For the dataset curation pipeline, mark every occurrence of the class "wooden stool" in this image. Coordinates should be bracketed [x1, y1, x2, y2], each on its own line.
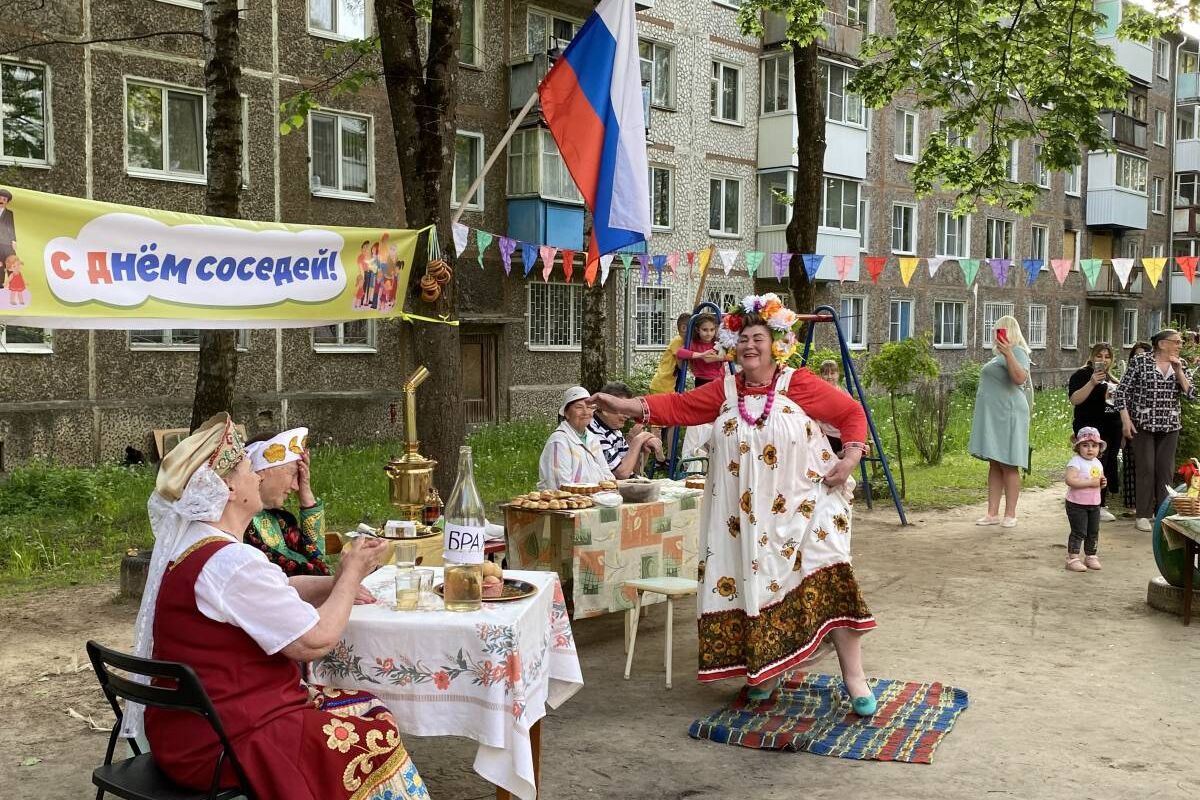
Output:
[622, 577, 699, 689]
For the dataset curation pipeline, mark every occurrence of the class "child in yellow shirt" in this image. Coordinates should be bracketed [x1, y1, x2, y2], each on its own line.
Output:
[649, 313, 692, 394]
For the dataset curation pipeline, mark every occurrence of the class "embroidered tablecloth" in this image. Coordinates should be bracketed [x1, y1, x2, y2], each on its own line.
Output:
[504, 494, 701, 619]
[310, 567, 582, 800]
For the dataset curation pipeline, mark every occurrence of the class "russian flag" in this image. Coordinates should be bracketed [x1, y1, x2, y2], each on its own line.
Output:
[538, 0, 650, 273]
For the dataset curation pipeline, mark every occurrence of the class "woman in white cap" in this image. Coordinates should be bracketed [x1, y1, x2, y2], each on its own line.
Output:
[538, 386, 615, 490]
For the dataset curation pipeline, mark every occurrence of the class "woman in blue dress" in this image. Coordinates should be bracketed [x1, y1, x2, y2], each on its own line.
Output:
[969, 314, 1032, 528]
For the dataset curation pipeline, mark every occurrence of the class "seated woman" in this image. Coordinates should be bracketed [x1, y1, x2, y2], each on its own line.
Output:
[587, 381, 664, 479]
[125, 413, 429, 800]
[538, 386, 614, 490]
[244, 428, 330, 577]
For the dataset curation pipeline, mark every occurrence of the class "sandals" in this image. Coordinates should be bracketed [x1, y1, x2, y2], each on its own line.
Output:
[975, 515, 1001, 526]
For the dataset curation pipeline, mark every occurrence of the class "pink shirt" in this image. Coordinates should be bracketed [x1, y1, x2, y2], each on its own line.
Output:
[1065, 455, 1103, 505]
[676, 340, 726, 381]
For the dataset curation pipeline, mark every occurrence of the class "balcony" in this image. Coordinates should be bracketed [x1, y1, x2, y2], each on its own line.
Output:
[1180, 72, 1200, 102]
[1176, 206, 1200, 236]
[1177, 140, 1200, 173]
[1100, 111, 1147, 150]
[509, 54, 550, 113]
[754, 228, 860, 282]
[1096, 34, 1153, 83]
[1172, 272, 1200, 304]
[1086, 263, 1144, 297]
[757, 110, 867, 180]
[820, 10, 864, 57]
[507, 198, 584, 250]
[1086, 152, 1148, 230]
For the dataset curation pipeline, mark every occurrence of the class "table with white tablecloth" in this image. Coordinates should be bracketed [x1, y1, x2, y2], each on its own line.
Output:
[310, 567, 583, 800]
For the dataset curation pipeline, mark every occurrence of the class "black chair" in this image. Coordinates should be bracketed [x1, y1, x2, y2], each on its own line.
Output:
[86, 640, 254, 800]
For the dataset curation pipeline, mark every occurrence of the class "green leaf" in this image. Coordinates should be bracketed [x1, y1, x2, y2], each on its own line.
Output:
[19, 756, 41, 767]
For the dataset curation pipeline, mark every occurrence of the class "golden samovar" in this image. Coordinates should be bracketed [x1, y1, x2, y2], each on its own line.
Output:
[385, 366, 437, 521]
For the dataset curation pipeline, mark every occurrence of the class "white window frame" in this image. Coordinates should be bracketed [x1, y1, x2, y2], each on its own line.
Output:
[1064, 163, 1081, 196]
[1155, 39, 1170, 79]
[311, 321, 377, 353]
[451, 130, 484, 211]
[709, 176, 741, 237]
[859, 197, 870, 252]
[1089, 306, 1113, 346]
[847, 0, 874, 31]
[894, 109, 917, 162]
[761, 52, 790, 115]
[1150, 243, 1164, 257]
[933, 300, 966, 349]
[1154, 109, 1166, 146]
[506, 129, 583, 204]
[939, 120, 974, 150]
[1060, 305, 1079, 350]
[985, 217, 1014, 260]
[0, 325, 52, 354]
[824, 61, 864, 127]
[1151, 176, 1164, 214]
[1007, 139, 1019, 182]
[820, 176, 860, 233]
[527, 281, 583, 351]
[758, 169, 793, 228]
[634, 286, 672, 349]
[124, 77, 207, 184]
[307, 0, 371, 41]
[1177, 105, 1199, 142]
[640, 39, 676, 110]
[0, 60, 52, 167]
[307, 108, 375, 201]
[839, 295, 868, 350]
[891, 202, 916, 254]
[129, 329, 251, 352]
[888, 298, 913, 342]
[1122, 308, 1139, 348]
[1031, 224, 1048, 263]
[710, 60, 743, 125]
[936, 210, 970, 258]
[526, 7, 582, 56]
[1033, 144, 1050, 188]
[1027, 304, 1047, 349]
[1115, 152, 1148, 194]
[649, 165, 673, 230]
[981, 302, 1015, 347]
[459, 0, 483, 67]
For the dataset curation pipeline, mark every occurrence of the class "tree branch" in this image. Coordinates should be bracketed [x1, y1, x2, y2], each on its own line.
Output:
[0, 30, 204, 58]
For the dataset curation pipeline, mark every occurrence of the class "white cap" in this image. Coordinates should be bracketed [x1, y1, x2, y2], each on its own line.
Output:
[245, 427, 308, 472]
[559, 385, 591, 417]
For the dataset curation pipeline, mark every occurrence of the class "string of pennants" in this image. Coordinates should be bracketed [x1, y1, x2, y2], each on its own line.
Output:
[451, 222, 1199, 290]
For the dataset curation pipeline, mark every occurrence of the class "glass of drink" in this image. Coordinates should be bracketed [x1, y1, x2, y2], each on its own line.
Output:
[396, 541, 418, 571]
[414, 568, 436, 610]
[394, 570, 420, 611]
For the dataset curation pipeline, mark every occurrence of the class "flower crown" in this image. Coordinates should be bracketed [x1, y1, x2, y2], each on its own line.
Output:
[716, 293, 801, 365]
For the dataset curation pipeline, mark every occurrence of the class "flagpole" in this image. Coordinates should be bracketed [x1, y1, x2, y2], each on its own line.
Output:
[452, 91, 540, 227]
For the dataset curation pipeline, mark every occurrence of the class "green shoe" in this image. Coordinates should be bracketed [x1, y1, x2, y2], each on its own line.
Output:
[747, 684, 774, 701]
[851, 692, 877, 716]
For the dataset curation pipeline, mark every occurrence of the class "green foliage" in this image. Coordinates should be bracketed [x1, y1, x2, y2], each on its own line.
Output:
[613, 362, 659, 399]
[279, 37, 383, 135]
[863, 334, 939, 394]
[954, 360, 983, 397]
[735, 0, 828, 46]
[1177, 399, 1200, 475]
[904, 379, 953, 465]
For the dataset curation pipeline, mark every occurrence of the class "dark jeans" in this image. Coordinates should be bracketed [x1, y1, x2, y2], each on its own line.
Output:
[1133, 429, 1180, 518]
[1065, 500, 1100, 556]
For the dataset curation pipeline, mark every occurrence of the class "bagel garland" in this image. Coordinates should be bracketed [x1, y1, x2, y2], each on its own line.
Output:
[418, 259, 453, 303]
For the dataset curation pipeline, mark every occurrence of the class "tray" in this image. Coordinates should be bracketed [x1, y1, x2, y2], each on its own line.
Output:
[434, 578, 538, 603]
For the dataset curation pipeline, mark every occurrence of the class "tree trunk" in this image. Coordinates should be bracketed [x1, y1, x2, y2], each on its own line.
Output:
[580, 276, 608, 393]
[889, 391, 906, 499]
[190, 0, 243, 430]
[376, 0, 465, 491]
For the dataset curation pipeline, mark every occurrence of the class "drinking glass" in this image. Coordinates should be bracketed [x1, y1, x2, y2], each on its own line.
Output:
[396, 541, 418, 571]
[394, 570, 420, 611]
[414, 568, 436, 610]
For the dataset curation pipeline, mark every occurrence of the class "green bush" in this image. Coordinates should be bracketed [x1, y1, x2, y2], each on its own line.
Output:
[613, 361, 659, 397]
[954, 360, 983, 397]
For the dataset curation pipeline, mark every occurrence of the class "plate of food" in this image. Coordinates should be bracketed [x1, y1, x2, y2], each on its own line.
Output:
[434, 562, 538, 603]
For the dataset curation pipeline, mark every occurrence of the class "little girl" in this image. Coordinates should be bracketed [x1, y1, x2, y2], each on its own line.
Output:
[676, 314, 726, 388]
[5, 255, 25, 306]
[1064, 426, 1107, 572]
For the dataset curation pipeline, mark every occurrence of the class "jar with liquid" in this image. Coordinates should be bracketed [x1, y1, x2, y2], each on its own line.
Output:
[441, 446, 485, 612]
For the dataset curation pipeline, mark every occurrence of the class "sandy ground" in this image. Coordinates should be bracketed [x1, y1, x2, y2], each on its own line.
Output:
[2, 486, 1198, 800]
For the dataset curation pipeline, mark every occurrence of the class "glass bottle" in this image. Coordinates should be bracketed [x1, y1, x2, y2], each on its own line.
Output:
[423, 488, 443, 527]
[442, 446, 485, 612]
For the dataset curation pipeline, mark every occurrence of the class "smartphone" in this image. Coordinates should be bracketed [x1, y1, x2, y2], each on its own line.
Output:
[995, 328, 1009, 345]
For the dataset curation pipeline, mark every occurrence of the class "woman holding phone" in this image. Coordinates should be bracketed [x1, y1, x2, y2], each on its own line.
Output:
[1067, 343, 1121, 522]
[969, 315, 1033, 528]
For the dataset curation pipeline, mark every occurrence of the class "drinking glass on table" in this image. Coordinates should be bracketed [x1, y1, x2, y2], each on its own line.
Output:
[395, 570, 420, 610]
[396, 541, 418, 571]
[414, 568, 436, 610]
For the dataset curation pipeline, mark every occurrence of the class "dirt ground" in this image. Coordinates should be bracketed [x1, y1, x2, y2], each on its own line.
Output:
[2, 486, 1198, 800]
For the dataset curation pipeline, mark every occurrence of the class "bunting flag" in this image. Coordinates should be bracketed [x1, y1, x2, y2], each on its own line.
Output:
[802, 254, 824, 281]
[1023, 259, 1043, 287]
[743, 251, 765, 280]
[451, 221, 470, 257]
[666, 252, 679, 276]
[959, 258, 980, 285]
[539, 245, 558, 282]
[697, 247, 713, 275]
[898, 256, 919, 287]
[1178, 255, 1198, 284]
[475, 230, 493, 270]
[927, 256, 946, 278]
[865, 256, 887, 284]
[1050, 258, 1072, 286]
[1142, 257, 1166, 288]
[718, 249, 738, 276]
[521, 242, 538, 277]
[638, 253, 650, 284]
[769, 252, 787, 281]
[1079, 258, 1102, 288]
[561, 249, 575, 283]
[1111, 257, 1135, 288]
[685, 251, 695, 276]
[652, 254, 667, 285]
[598, 253, 615, 286]
[834, 255, 855, 283]
[989, 258, 1012, 285]
[498, 236, 517, 276]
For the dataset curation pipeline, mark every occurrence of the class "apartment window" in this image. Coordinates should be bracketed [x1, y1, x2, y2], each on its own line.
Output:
[982, 302, 1015, 347]
[1178, 106, 1198, 141]
[1060, 305, 1079, 350]
[1065, 163, 1081, 196]
[309, 109, 371, 198]
[939, 120, 973, 150]
[1031, 224, 1048, 262]
[131, 329, 251, 351]
[1122, 308, 1139, 348]
[460, 0, 481, 67]
[0, 324, 51, 353]
[894, 109, 917, 161]
[1122, 238, 1141, 260]
[1033, 145, 1050, 188]
[1027, 304, 1047, 349]
[824, 63, 863, 125]
[506, 129, 582, 203]
[126, 81, 203, 180]
[1126, 92, 1147, 122]
[705, 289, 739, 313]
[1151, 176, 1164, 214]
[985, 218, 1014, 259]
[1116, 152, 1147, 193]
[936, 211, 969, 258]
[640, 40, 675, 109]
[1178, 173, 1199, 206]
[1007, 140, 1019, 181]
[888, 299, 912, 342]
[758, 170, 792, 226]
[1156, 39, 1170, 78]
[527, 9, 580, 55]
[312, 321, 375, 351]
[761, 53, 790, 114]
[1184, 50, 1200, 74]
[847, 0, 872, 30]
[933, 301, 966, 348]
[710, 61, 742, 123]
[1150, 244, 1164, 257]
[1154, 109, 1166, 146]
[649, 166, 673, 229]
[308, 0, 366, 39]
[0, 62, 49, 164]
[859, 198, 870, 251]
[891, 203, 916, 254]
[838, 295, 867, 349]
[451, 131, 483, 210]
[635, 287, 671, 348]
[709, 177, 741, 236]
[1149, 309, 1163, 334]
[1089, 306, 1113, 346]
[822, 177, 859, 232]
[528, 282, 583, 349]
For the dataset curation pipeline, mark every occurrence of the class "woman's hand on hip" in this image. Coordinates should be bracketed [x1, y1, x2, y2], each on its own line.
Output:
[822, 458, 856, 488]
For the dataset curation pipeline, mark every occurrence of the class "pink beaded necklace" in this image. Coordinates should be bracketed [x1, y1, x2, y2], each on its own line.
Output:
[738, 371, 778, 427]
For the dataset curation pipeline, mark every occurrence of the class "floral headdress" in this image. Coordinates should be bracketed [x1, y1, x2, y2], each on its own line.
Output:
[716, 292, 801, 365]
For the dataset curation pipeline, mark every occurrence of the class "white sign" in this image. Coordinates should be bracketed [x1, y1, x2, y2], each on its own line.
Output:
[443, 523, 485, 564]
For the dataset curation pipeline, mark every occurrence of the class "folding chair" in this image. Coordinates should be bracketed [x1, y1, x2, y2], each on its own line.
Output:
[86, 640, 254, 800]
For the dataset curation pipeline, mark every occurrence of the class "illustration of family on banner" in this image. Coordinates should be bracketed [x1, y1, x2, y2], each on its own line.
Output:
[450, 220, 1197, 291]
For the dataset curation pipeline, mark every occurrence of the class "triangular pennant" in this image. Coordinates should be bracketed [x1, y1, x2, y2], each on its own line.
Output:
[898, 256, 919, 287]
[989, 258, 1012, 285]
[619, 253, 634, 273]
[667, 252, 679, 275]
[718, 249, 738, 276]
[539, 245, 558, 282]
[638, 254, 650, 284]
[599, 253, 614, 286]
[927, 256, 946, 278]
[652, 254, 667, 285]
[744, 251, 765, 280]
[958, 258, 980, 285]
[451, 222, 470, 258]
[1178, 256, 1198, 284]
[802, 254, 824, 281]
[475, 230, 493, 270]
[864, 256, 887, 283]
[768, 252, 787, 281]
[1142, 257, 1166, 288]
[833, 255, 855, 283]
[685, 251, 696, 276]
[498, 236, 517, 276]
[1111, 257, 1135, 288]
[1050, 258, 1072, 286]
[1023, 259, 1043, 287]
[697, 247, 713, 275]
[561, 249, 575, 283]
[1079, 258, 1102, 288]
[521, 242, 538, 277]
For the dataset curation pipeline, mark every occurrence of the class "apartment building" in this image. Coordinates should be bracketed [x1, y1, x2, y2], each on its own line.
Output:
[1171, 34, 1200, 329]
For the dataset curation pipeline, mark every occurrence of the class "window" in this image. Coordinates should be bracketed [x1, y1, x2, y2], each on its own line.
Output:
[528, 282, 583, 350]
[126, 81, 204, 181]
[130, 329, 251, 351]
[838, 295, 867, 349]
[1031, 224, 1048, 262]
[705, 289, 739, 314]
[1154, 109, 1166, 146]
[1149, 309, 1163, 334]
[451, 131, 483, 210]
[933, 301, 966, 348]
[821, 177, 859, 232]
[1178, 106, 1198, 141]
[460, 0, 481, 66]
[859, 198, 870, 251]
[308, 0, 366, 39]
[1122, 308, 1138, 348]
[894, 109, 917, 161]
[1126, 92, 1147, 122]
[1116, 152, 1147, 193]
[0, 62, 49, 164]
[312, 321, 375, 351]
[1183, 50, 1200, 74]
[506, 129, 582, 203]
[0, 324, 51, 353]
[982, 302, 1015, 347]
[1060, 305, 1079, 350]
[936, 211, 969, 258]
[1178, 173, 1199, 206]
[1007, 140, 1019, 181]
[1027, 304, 1047, 349]
[649, 166, 673, 229]
[1065, 163, 1081, 196]
[710, 61, 742, 123]
[309, 109, 371, 198]
[824, 63, 863, 125]
[640, 40, 675, 109]
[888, 299, 912, 342]
[709, 177, 741, 236]
[1089, 306, 1113, 346]
[1122, 238, 1141, 260]
[1033, 145, 1050, 188]
[635, 287, 671, 348]
[1150, 243, 1164, 257]
[758, 171, 792, 226]
[527, 9, 580, 55]
[539, 134, 579, 203]
[761, 53, 790, 114]
[847, 0, 872, 30]
[1151, 176, 1164, 214]
[891, 203, 916, 254]
[939, 120, 973, 149]
[1156, 39, 1170, 78]
[985, 217, 1013, 259]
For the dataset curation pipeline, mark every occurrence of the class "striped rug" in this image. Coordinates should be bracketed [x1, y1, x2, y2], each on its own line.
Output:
[687, 672, 969, 763]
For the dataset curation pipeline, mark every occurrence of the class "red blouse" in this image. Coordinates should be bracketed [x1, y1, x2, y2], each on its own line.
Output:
[645, 367, 868, 445]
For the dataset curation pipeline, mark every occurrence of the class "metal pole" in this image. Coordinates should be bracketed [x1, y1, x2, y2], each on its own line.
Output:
[451, 91, 540, 226]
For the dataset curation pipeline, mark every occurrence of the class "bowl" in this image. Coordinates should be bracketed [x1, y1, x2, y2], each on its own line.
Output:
[617, 479, 660, 504]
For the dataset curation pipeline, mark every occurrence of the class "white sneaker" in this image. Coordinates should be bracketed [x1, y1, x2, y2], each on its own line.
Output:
[1135, 517, 1152, 532]
[1099, 508, 1116, 522]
